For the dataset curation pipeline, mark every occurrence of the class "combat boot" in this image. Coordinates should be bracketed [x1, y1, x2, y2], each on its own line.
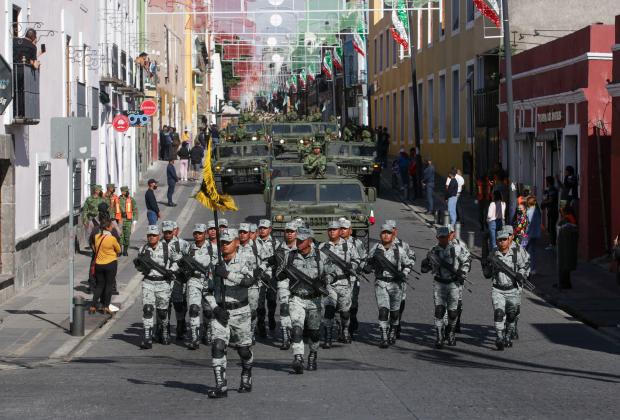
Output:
[307, 351, 317, 371]
[455, 310, 462, 334]
[187, 327, 200, 350]
[379, 327, 389, 349]
[207, 366, 228, 398]
[175, 320, 187, 341]
[342, 327, 352, 344]
[511, 319, 519, 340]
[434, 327, 444, 349]
[238, 360, 252, 393]
[322, 324, 332, 349]
[388, 326, 397, 345]
[447, 326, 457, 347]
[140, 327, 153, 350]
[160, 322, 171, 345]
[504, 328, 514, 348]
[122, 246, 128, 256]
[496, 331, 505, 351]
[292, 354, 304, 374]
[279, 327, 291, 350]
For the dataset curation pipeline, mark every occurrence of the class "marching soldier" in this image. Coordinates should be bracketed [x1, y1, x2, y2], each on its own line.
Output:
[159, 221, 184, 341]
[482, 227, 530, 350]
[82, 184, 103, 245]
[134, 225, 176, 349]
[448, 225, 471, 333]
[118, 186, 138, 256]
[206, 229, 256, 398]
[276, 228, 334, 374]
[319, 221, 360, 347]
[238, 223, 261, 343]
[218, 218, 229, 233]
[254, 219, 281, 340]
[303, 143, 327, 179]
[338, 217, 367, 337]
[104, 184, 121, 223]
[365, 224, 413, 348]
[420, 226, 471, 349]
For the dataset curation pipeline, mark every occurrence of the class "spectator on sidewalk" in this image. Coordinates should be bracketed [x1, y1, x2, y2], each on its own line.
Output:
[190, 140, 205, 182]
[455, 169, 465, 226]
[90, 219, 120, 315]
[541, 176, 559, 250]
[487, 191, 506, 250]
[445, 170, 459, 227]
[422, 159, 435, 214]
[166, 160, 179, 207]
[398, 149, 410, 194]
[177, 140, 191, 182]
[391, 159, 401, 190]
[512, 202, 529, 248]
[408, 147, 418, 200]
[145, 179, 160, 225]
[525, 196, 542, 274]
[209, 124, 220, 145]
[87, 205, 121, 294]
[557, 165, 579, 209]
[198, 127, 208, 149]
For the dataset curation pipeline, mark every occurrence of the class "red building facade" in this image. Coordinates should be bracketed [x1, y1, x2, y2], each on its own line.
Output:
[608, 16, 620, 250]
[500, 24, 615, 259]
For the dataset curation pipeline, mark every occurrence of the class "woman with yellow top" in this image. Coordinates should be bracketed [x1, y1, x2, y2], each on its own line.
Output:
[90, 219, 121, 314]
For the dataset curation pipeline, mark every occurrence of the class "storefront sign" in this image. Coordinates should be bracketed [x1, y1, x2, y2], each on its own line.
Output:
[537, 110, 563, 123]
[0, 54, 13, 115]
[112, 114, 130, 132]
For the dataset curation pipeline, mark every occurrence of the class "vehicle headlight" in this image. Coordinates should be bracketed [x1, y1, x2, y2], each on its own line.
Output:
[253, 167, 259, 172]
[215, 165, 222, 172]
[299, 139, 304, 144]
[252, 136, 257, 141]
[226, 168, 233, 173]
[373, 163, 381, 169]
[337, 165, 341, 170]
[356, 214, 366, 222]
[275, 214, 285, 222]
[279, 139, 285, 144]
[361, 166, 368, 171]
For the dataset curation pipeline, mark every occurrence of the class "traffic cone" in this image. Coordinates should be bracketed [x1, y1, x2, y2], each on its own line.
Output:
[369, 209, 376, 225]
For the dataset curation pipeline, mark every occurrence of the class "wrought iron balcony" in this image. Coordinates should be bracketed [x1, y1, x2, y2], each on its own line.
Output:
[12, 63, 40, 124]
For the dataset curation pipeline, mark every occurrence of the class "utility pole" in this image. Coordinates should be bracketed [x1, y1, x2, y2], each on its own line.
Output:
[408, 2, 422, 197]
[502, 0, 515, 181]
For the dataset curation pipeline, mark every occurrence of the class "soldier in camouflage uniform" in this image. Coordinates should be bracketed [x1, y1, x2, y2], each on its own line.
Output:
[249, 223, 258, 241]
[482, 227, 530, 350]
[448, 225, 471, 333]
[82, 184, 103, 246]
[298, 137, 312, 161]
[276, 228, 335, 374]
[206, 229, 256, 398]
[159, 221, 184, 340]
[238, 223, 261, 343]
[420, 226, 471, 349]
[338, 217, 367, 337]
[343, 122, 354, 142]
[135, 225, 176, 349]
[118, 186, 138, 256]
[254, 219, 282, 340]
[365, 224, 414, 348]
[104, 184, 121, 222]
[319, 221, 360, 347]
[303, 143, 327, 178]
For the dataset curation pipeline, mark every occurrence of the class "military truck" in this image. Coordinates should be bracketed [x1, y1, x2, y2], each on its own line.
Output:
[264, 175, 377, 244]
[325, 141, 381, 188]
[213, 142, 271, 192]
[270, 122, 317, 156]
[224, 123, 267, 142]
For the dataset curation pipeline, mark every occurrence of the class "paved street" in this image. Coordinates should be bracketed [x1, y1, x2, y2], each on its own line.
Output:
[0, 181, 619, 420]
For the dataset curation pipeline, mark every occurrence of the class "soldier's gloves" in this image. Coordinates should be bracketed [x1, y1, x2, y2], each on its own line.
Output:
[264, 255, 277, 267]
[456, 269, 468, 285]
[253, 267, 264, 280]
[394, 272, 406, 283]
[213, 305, 230, 325]
[420, 258, 432, 273]
[516, 273, 527, 286]
[275, 270, 288, 281]
[345, 262, 354, 272]
[214, 263, 229, 279]
[239, 275, 256, 287]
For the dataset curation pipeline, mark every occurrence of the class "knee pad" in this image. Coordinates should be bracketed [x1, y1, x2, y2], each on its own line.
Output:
[211, 339, 227, 359]
[279, 303, 289, 317]
[251, 310, 257, 321]
[324, 305, 337, 319]
[203, 308, 213, 320]
[308, 329, 320, 343]
[156, 308, 168, 321]
[505, 308, 517, 323]
[172, 302, 186, 313]
[237, 346, 253, 361]
[189, 304, 201, 318]
[340, 311, 350, 321]
[389, 310, 400, 323]
[434, 305, 446, 319]
[447, 310, 458, 321]
[142, 304, 154, 318]
[291, 326, 303, 343]
[494, 309, 505, 322]
[378, 307, 389, 321]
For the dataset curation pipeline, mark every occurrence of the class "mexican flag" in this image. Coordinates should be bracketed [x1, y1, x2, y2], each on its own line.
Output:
[322, 50, 334, 80]
[299, 69, 307, 89]
[333, 46, 343, 72]
[307, 63, 316, 82]
[352, 13, 366, 57]
[473, 0, 501, 28]
[390, 0, 410, 50]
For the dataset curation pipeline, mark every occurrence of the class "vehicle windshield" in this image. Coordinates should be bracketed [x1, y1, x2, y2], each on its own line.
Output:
[242, 145, 269, 156]
[271, 165, 303, 179]
[245, 124, 262, 133]
[271, 125, 290, 134]
[291, 125, 312, 134]
[327, 143, 350, 156]
[317, 123, 338, 133]
[350, 145, 376, 157]
[273, 184, 316, 202]
[227, 125, 238, 133]
[218, 146, 242, 158]
[319, 184, 363, 202]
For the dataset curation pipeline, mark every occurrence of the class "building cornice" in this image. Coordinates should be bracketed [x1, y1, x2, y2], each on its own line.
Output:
[607, 82, 620, 97]
[498, 89, 587, 112]
[502, 52, 613, 83]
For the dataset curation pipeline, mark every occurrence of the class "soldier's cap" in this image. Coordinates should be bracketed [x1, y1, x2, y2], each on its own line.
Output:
[293, 218, 306, 228]
[385, 220, 397, 229]
[97, 202, 109, 212]
[311, 142, 322, 149]
[380, 224, 394, 233]
[496, 228, 511, 241]
[436, 226, 450, 237]
[249, 223, 258, 233]
[503, 225, 514, 235]
[339, 218, 352, 229]
[258, 219, 271, 228]
[92, 184, 102, 191]
[239, 222, 251, 232]
[328, 221, 341, 230]
[161, 221, 175, 232]
[95, 184, 103, 190]
[218, 218, 229, 227]
[284, 221, 298, 231]
[220, 228, 238, 242]
[147, 178, 158, 185]
[193, 223, 207, 233]
[207, 220, 216, 229]
[106, 183, 115, 189]
[120, 186, 129, 192]
[296, 227, 314, 241]
[146, 225, 160, 235]
[171, 221, 178, 229]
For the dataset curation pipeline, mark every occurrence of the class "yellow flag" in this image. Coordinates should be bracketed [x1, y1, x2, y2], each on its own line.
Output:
[194, 141, 238, 211]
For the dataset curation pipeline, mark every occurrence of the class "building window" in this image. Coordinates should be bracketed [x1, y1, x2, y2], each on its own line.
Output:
[386, 93, 390, 128]
[392, 38, 398, 65]
[393, 93, 397, 143]
[467, 0, 475, 23]
[386, 30, 390, 70]
[401, 90, 405, 143]
[379, 33, 384, 71]
[466, 63, 475, 140]
[439, 0, 445, 38]
[90, 87, 99, 129]
[417, 81, 424, 130]
[476, 56, 485, 89]
[452, 68, 460, 140]
[77, 82, 87, 117]
[374, 38, 378, 74]
[439, 73, 446, 141]
[88, 158, 97, 190]
[73, 160, 82, 215]
[38, 162, 51, 228]
[379, 96, 383, 128]
[417, 10, 423, 50]
[409, 86, 414, 142]
[452, 0, 460, 32]
[427, 78, 434, 141]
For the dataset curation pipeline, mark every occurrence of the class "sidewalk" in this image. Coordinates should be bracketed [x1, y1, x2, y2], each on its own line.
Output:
[380, 169, 620, 341]
[0, 161, 199, 369]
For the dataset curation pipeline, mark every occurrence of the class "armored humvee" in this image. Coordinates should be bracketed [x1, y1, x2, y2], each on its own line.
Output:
[213, 142, 271, 192]
[325, 141, 381, 188]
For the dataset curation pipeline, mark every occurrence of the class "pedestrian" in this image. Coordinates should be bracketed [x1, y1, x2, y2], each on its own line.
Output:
[557, 165, 579, 210]
[455, 169, 465, 226]
[119, 186, 137, 256]
[408, 147, 418, 200]
[512, 203, 529, 248]
[421, 226, 471, 348]
[525, 196, 542, 274]
[422, 159, 436, 214]
[166, 159, 179, 207]
[338, 218, 367, 338]
[487, 191, 506, 250]
[446, 170, 459, 227]
[482, 227, 530, 350]
[210, 124, 220, 145]
[89, 219, 120, 315]
[145, 179, 160, 225]
[207, 229, 257, 397]
[177, 139, 191, 182]
[541, 176, 559, 250]
[171, 127, 181, 156]
[364, 224, 413, 348]
[198, 127, 208, 149]
[182, 128, 191, 143]
[391, 158, 400, 190]
[189, 140, 204, 182]
[159, 126, 169, 160]
[397, 149, 410, 194]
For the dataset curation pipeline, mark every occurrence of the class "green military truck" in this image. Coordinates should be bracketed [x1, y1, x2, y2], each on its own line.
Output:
[224, 123, 268, 142]
[264, 175, 377, 244]
[213, 141, 271, 192]
[325, 141, 381, 189]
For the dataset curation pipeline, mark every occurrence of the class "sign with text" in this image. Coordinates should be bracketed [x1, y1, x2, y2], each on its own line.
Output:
[0, 54, 13, 115]
[537, 110, 563, 124]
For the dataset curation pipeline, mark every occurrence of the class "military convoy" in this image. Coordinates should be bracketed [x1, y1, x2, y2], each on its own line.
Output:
[325, 141, 381, 188]
[213, 141, 271, 192]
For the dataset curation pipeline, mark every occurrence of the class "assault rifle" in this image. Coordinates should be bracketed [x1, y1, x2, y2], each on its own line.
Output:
[177, 255, 210, 282]
[486, 256, 536, 292]
[274, 252, 328, 296]
[133, 254, 174, 281]
[319, 247, 371, 283]
[426, 253, 474, 290]
[371, 250, 412, 287]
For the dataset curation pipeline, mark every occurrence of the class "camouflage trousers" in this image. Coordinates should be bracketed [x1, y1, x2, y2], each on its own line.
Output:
[375, 280, 403, 330]
[248, 285, 259, 335]
[322, 282, 352, 331]
[187, 277, 211, 341]
[212, 305, 253, 369]
[433, 281, 460, 330]
[491, 287, 521, 335]
[142, 279, 172, 330]
[120, 220, 133, 247]
[277, 285, 291, 330]
[289, 295, 322, 356]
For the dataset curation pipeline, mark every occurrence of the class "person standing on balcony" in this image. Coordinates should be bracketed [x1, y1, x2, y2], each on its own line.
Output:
[13, 28, 40, 69]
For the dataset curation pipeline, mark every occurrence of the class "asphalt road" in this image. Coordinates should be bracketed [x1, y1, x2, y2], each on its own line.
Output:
[1, 182, 619, 419]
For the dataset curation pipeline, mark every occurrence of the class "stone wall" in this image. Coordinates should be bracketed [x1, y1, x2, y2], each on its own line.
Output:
[0, 134, 15, 304]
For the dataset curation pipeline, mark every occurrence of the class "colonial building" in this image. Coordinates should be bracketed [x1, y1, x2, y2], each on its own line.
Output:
[606, 15, 620, 251]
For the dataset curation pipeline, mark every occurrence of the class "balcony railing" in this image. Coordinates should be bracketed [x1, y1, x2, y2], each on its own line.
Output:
[13, 63, 40, 124]
[473, 88, 499, 128]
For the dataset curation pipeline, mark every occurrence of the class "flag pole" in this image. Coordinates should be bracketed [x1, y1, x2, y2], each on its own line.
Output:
[408, 1, 422, 197]
[502, 0, 515, 182]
